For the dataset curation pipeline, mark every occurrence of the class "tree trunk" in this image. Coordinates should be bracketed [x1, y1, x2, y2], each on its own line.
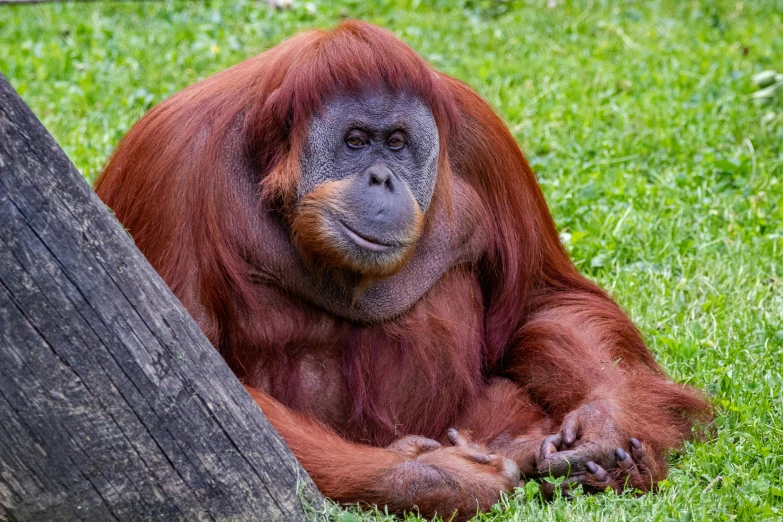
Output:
[0, 74, 322, 521]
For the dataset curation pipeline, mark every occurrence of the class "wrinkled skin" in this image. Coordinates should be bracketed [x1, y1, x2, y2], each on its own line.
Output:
[95, 21, 710, 519]
[533, 401, 656, 496]
[384, 431, 520, 518]
[376, 409, 655, 515]
[264, 90, 669, 512]
[294, 91, 439, 279]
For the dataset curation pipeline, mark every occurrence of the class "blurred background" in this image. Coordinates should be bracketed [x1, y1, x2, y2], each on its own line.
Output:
[1, 1, 782, 520]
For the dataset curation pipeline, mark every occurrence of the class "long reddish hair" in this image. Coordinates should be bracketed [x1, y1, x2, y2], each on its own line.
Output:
[96, 20, 710, 471]
[97, 21, 613, 366]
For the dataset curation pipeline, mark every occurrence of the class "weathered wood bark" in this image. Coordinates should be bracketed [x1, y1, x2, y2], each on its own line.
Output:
[0, 74, 322, 521]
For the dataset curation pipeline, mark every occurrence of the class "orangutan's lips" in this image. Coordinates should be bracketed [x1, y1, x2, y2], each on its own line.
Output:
[338, 220, 398, 253]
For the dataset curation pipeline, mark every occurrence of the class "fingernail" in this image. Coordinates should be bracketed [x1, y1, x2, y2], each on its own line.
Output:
[447, 428, 458, 444]
[616, 448, 628, 461]
[630, 438, 641, 449]
[424, 439, 441, 450]
[474, 453, 492, 464]
[586, 461, 598, 473]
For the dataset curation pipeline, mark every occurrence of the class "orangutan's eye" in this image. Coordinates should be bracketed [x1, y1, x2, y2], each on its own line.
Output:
[387, 133, 407, 151]
[346, 131, 368, 149]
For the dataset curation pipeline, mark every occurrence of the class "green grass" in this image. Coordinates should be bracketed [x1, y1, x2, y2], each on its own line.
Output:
[2, 0, 782, 520]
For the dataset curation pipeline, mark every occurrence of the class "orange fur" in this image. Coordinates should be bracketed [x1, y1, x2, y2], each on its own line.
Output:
[95, 20, 712, 518]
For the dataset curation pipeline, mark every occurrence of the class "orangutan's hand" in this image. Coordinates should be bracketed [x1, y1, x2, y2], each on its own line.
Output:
[535, 400, 658, 495]
[383, 429, 520, 520]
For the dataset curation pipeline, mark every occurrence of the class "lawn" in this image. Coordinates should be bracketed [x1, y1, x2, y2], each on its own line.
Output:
[2, 0, 782, 520]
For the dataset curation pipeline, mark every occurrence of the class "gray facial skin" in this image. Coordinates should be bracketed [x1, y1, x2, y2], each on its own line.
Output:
[238, 91, 486, 322]
[299, 91, 440, 212]
[297, 91, 439, 273]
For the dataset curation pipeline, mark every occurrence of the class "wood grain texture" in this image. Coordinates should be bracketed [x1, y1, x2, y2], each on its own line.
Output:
[0, 73, 322, 521]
